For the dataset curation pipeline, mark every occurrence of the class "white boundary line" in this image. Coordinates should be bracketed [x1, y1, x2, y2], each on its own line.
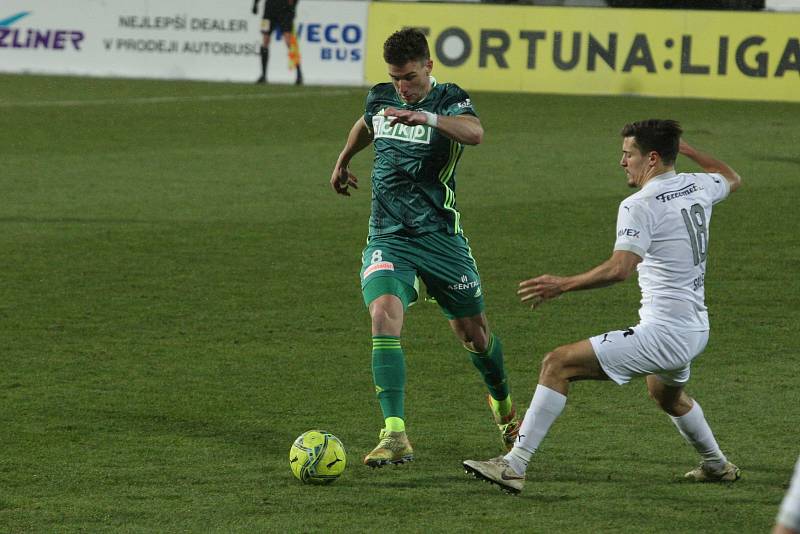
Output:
[0, 88, 360, 108]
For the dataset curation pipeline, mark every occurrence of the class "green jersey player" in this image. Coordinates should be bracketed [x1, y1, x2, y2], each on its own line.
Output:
[330, 28, 520, 468]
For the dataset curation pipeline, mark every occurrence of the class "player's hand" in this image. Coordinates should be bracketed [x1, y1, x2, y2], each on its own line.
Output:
[385, 107, 426, 126]
[330, 163, 358, 196]
[518, 275, 565, 309]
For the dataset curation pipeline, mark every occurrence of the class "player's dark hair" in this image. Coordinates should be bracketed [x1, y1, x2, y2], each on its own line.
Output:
[383, 28, 430, 66]
[620, 119, 682, 165]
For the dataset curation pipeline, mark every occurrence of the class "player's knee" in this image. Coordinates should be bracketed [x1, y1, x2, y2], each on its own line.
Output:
[369, 300, 403, 335]
[465, 329, 490, 353]
[539, 350, 566, 381]
[648, 387, 684, 416]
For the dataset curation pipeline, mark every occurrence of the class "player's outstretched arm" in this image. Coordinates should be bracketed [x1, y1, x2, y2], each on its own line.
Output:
[679, 140, 742, 193]
[385, 107, 483, 145]
[518, 250, 642, 309]
[330, 116, 372, 196]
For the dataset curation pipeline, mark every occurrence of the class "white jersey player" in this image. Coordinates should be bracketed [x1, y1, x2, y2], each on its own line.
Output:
[775, 456, 800, 534]
[463, 119, 742, 494]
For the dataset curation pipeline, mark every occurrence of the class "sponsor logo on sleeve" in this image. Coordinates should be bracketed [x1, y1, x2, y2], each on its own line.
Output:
[618, 228, 641, 238]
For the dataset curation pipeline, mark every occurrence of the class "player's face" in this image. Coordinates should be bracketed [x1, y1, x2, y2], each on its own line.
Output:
[620, 137, 654, 188]
[388, 59, 433, 104]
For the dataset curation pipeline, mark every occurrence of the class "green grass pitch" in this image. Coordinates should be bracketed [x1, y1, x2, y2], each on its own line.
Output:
[1, 73, 798, 532]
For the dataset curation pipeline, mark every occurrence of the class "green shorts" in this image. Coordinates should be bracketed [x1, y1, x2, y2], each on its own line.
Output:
[360, 232, 485, 320]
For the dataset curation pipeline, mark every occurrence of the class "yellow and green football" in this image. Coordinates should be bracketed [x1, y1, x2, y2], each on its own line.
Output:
[289, 430, 346, 484]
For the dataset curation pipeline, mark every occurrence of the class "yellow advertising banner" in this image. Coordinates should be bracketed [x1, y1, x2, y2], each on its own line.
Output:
[366, 3, 800, 102]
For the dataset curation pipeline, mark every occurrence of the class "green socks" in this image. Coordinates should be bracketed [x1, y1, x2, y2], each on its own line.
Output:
[372, 336, 406, 428]
[372, 334, 509, 430]
[468, 334, 511, 412]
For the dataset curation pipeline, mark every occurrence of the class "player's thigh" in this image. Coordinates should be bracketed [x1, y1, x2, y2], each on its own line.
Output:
[360, 237, 419, 311]
[417, 232, 484, 320]
[543, 339, 607, 380]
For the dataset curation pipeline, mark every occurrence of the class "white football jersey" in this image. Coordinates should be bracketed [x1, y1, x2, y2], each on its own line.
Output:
[614, 170, 730, 330]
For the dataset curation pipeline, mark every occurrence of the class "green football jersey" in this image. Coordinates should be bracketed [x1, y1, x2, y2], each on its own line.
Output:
[363, 78, 478, 237]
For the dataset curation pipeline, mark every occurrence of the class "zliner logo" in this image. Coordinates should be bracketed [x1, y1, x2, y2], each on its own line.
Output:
[655, 183, 703, 203]
[372, 114, 432, 145]
[456, 98, 473, 109]
[0, 12, 84, 51]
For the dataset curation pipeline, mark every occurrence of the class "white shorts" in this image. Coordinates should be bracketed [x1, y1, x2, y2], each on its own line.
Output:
[589, 323, 709, 386]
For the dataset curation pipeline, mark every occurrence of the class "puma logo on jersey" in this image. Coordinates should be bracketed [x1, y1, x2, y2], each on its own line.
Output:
[372, 114, 432, 145]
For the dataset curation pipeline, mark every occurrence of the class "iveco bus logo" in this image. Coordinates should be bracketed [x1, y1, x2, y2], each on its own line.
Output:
[0, 12, 85, 51]
[291, 22, 363, 62]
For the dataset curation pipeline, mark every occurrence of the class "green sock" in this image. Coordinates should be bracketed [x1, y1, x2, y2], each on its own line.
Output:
[489, 395, 513, 419]
[385, 416, 405, 432]
[372, 336, 405, 426]
[468, 334, 511, 413]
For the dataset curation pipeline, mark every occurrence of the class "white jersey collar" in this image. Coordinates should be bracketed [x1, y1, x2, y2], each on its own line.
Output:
[643, 170, 677, 190]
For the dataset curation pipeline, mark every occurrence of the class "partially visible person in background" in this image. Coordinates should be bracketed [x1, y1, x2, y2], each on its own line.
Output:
[775, 456, 800, 534]
[252, 0, 303, 85]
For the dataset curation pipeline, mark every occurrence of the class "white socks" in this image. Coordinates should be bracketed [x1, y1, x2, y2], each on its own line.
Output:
[670, 400, 727, 471]
[502, 387, 727, 476]
[504, 384, 567, 475]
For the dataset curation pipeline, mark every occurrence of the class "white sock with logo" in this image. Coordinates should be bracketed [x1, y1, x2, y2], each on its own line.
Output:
[670, 400, 727, 471]
[504, 384, 567, 476]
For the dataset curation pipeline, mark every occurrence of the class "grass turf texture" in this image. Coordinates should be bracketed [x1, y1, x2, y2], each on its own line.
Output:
[1, 74, 798, 532]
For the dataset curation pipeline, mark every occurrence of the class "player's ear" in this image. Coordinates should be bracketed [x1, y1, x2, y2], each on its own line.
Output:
[424, 59, 433, 74]
[648, 151, 659, 167]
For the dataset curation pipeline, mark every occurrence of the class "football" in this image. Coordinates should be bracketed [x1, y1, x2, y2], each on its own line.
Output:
[289, 430, 347, 484]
